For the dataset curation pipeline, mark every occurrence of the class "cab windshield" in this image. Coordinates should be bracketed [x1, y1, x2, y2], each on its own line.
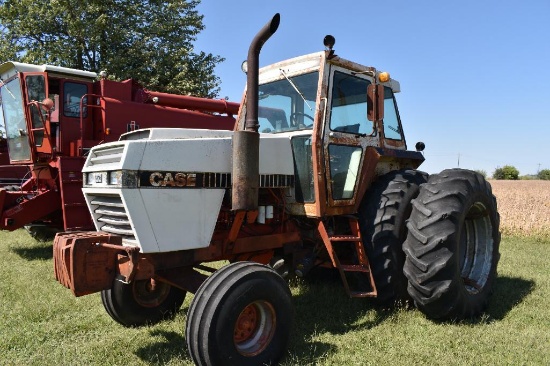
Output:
[0, 77, 31, 161]
[258, 71, 318, 133]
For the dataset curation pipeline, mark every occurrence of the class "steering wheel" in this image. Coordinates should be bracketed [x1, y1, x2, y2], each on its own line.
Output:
[289, 112, 314, 127]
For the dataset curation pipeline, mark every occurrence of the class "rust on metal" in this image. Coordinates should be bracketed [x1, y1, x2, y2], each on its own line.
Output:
[155, 266, 208, 294]
[53, 231, 125, 296]
[232, 232, 301, 254]
[118, 254, 154, 282]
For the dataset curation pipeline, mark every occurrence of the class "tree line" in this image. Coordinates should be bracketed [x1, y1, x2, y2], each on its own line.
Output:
[491, 165, 550, 180]
[0, 0, 223, 98]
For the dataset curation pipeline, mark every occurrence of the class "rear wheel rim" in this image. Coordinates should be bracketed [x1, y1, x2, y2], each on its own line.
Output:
[234, 301, 276, 356]
[459, 201, 494, 294]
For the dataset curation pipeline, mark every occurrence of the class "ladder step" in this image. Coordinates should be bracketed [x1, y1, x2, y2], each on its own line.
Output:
[329, 235, 361, 242]
[340, 264, 370, 273]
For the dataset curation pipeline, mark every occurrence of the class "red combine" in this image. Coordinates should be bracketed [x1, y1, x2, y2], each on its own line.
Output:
[0, 62, 238, 239]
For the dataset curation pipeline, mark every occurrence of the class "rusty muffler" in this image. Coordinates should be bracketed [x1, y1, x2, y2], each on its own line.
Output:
[232, 13, 280, 211]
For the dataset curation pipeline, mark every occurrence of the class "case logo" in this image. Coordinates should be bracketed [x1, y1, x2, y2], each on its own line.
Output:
[148, 172, 196, 187]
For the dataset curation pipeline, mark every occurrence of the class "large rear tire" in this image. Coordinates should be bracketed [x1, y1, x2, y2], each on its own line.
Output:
[403, 169, 500, 320]
[358, 169, 428, 306]
[186, 261, 293, 366]
[101, 276, 186, 327]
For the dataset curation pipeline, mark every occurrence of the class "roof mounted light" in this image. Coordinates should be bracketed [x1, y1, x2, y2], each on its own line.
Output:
[378, 71, 390, 83]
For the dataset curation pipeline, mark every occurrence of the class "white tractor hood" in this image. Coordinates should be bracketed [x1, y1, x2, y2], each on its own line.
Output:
[81, 128, 303, 253]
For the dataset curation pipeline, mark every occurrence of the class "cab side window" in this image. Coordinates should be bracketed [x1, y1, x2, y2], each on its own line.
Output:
[64, 82, 87, 118]
[382, 87, 403, 140]
[329, 71, 371, 135]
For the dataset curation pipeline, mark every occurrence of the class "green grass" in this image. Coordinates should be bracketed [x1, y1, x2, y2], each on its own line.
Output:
[1, 230, 549, 365]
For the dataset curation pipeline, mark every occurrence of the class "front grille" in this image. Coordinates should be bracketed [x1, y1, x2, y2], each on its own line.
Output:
[88, 144, 125, 167]
[198, 173, 293, 188]
[89, 194, 136, 244]
[260, 174, 294, 188]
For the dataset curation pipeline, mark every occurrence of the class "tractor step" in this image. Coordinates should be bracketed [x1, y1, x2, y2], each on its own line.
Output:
[329, 235, 361, 242]
[317, 218, 377, 298]
[349, 290, 377, 298]
[340, 264, 370, 273]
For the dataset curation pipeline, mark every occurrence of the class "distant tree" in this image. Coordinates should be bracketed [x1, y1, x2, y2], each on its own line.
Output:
[474, 169, 487, 178]
[538, 169, 550, 180]
[0, 0, 223, 98]
[493, 165, 519, 180]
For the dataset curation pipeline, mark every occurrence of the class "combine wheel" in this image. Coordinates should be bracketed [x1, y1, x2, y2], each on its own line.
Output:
[101, 276, 186, 327]
[24, 225, 60, 242]
[186, 261, 293, 366]
[358, 169, 428, 306]
[403, 169, 500, 320]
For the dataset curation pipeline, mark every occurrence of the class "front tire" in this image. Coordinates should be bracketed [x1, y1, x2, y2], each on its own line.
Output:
[186, 261, 293, 366]
[101, 277, 186, 327]
[403, 169, 500, 320]
[358, 169, 428, 306]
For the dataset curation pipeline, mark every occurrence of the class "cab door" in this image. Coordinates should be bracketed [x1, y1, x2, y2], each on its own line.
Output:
[318, 66, 380, 216]
[23, 72, 53, 156]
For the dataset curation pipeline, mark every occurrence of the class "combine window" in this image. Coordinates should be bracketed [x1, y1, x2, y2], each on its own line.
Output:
[1, 77, 32, 161]
[25, 75, 47, 147]
[64, 82, 88, 118]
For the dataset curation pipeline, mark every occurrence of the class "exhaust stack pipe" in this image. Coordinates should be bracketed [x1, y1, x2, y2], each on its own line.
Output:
[232, 13, 280, 211]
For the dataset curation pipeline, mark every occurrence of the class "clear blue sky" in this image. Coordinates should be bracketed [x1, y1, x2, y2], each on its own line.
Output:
[194, 1, 550, 176]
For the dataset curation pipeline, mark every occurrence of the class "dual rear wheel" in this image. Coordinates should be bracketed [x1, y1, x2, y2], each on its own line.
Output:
[360, 168, 500, 319]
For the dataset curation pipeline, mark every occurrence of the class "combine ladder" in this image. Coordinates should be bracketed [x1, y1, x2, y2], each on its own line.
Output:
[317, 217, 377, 298]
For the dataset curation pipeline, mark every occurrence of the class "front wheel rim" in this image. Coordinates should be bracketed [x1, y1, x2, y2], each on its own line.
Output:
[132, 279, 170, 308]
[234, 300, 276, 356]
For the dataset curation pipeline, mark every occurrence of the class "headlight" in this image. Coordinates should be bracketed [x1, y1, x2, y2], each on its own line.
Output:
[85, 173, 95, 185]
[109, 171, 122, 185]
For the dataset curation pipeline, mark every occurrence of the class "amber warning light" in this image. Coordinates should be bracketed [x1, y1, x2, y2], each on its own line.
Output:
[378, 72, 390, 83]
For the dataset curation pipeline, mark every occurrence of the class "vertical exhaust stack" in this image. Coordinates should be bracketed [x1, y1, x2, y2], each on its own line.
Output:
[232, 13, 280, 211]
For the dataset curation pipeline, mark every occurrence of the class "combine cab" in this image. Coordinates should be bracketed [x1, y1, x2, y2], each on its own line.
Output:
[0, 62, 238, 238]
[53, 14, 500, 365]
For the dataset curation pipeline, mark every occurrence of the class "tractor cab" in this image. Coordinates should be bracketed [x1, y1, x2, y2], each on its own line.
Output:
[235, 44, 422, 217]
[0, 62, 96, 164]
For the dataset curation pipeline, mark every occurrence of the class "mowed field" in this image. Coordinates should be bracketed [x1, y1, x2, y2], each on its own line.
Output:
[490, 179, 550, 238]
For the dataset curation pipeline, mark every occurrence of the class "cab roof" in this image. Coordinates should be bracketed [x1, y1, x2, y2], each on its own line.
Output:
[0, 61, 97, 81]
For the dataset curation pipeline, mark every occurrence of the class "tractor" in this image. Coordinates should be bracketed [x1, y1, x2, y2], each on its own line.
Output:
[0, 60, 238, 240]
[53, 14, 500, 365]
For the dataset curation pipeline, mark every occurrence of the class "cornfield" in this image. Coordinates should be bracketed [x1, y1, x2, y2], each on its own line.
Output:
[489, 180, 550, 238]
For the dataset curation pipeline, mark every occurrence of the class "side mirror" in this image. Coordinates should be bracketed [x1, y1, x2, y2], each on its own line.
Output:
[40, 98, 55, 112]
[367, 84, 384, 122]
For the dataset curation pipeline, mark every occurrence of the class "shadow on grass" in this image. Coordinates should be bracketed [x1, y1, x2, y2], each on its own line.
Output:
[134, 268, 393, 365]
[426, 275, 534, 326]
[487, 275, 535, 321]
[135, 329, 190, 365]
[134, 275, 535, 364]
[10, 243, 53, 260]
[282, 268, 394, 363]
